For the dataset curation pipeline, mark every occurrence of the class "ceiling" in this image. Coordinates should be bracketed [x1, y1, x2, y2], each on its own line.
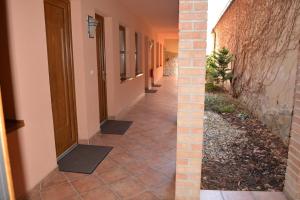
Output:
[118, 0, 179, 35]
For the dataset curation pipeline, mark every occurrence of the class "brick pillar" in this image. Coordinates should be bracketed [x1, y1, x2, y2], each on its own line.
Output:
[175, 0, 208, 199]
[285, 52, 300, 200]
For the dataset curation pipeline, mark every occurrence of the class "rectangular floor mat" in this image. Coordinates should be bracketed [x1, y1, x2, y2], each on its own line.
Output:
[101, 120, 133, 135]
[58, 145, 113, 174]
[145, 89, 158, 93]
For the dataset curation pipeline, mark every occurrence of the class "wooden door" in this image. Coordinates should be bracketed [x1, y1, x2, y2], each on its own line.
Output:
[44, 0, 78, 157]
[95, 14, 108, 123]
[0, 90, 15, 200]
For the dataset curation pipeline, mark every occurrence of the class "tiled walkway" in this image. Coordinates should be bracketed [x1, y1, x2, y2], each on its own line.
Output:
[28, 77, 177, 200]
[27, 77, 288, 200]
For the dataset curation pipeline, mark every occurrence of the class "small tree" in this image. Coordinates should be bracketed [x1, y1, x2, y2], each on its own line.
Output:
[206, 47, 233, 88]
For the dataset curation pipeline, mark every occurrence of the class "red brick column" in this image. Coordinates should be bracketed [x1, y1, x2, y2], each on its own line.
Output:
[285, 53, 300, 200]
[176, 0, 208, 199]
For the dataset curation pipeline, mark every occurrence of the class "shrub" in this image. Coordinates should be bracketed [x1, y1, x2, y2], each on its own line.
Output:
[218, 104, 235, 113]
[205, 83, 223, 93]
[205, 95, 236, 113]
[206, 47, 234, 88]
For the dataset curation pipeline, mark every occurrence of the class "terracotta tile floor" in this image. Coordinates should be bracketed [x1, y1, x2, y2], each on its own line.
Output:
[26, 77, 177, 200]
[26, 77, 288, 200]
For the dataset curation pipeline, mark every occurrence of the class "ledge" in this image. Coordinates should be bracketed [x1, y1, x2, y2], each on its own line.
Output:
[121, 75, 143, 83]
[135, 73, 143, 78]
[5, 119, 25, 133]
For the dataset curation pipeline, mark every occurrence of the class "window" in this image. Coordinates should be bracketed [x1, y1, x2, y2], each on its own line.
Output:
[135, 33, 143, 76]
[135, 33, 138, 75]
[160, 44, 163, 66]
[119, 25, 126, 81]
[156, 42, 159, 68]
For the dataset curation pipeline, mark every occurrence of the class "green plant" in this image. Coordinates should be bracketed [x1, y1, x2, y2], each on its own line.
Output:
[205, 95, 236, 113]
[218, 104, 235, 113]
[205, 83, 222, 93]
[237, 112, 249, 120]
[206, 47, 234, 87]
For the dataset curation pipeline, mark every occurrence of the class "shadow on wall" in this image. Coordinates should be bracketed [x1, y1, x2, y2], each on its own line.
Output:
[0, 0, 26, 198]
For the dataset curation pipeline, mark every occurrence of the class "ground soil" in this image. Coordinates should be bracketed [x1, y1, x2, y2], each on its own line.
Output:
[201, 94, 288, 191]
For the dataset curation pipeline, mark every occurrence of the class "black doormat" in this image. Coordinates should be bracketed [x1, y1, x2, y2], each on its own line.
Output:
[145, 89, 158, 93]
[152, 84, 162, 87]
[100, 120, 133, 135]
[58, 145, 113, 174]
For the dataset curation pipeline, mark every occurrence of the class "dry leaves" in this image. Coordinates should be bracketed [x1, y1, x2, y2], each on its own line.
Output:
[201, 109, 288, 191]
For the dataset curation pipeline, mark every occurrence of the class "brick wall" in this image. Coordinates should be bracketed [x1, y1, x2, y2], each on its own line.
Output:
[176, 0, 207, 199]
[285, 49, 300, 200]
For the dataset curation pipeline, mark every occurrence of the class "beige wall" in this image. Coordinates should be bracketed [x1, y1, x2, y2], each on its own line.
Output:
[213, 0, 300, 143]
[73, 0, 166, 139]
[4, 0, 164, 198]
[5, 0, 57, 197]
[165, 39, 178, 54]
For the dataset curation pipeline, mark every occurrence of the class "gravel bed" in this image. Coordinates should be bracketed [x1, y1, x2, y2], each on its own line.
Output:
[201, 111, 288, 191]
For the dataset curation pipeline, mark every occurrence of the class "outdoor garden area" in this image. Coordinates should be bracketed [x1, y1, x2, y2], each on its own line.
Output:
[201, 48, 288, 191]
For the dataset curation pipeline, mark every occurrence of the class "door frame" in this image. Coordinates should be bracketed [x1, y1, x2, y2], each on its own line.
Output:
[95, 14, 108, 124]
[44, 0, 78, 158]
[0, 90, 15, 200]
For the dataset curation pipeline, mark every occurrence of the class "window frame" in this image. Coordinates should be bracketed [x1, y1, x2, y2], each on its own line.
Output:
[159, 44, 162, 67]
[134, 32, 139, 75]
[156, 42, 160, 68]
[119, 25, 127, 81]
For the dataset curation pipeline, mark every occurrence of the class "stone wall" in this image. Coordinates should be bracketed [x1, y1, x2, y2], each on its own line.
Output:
[213, 0, 300, 143]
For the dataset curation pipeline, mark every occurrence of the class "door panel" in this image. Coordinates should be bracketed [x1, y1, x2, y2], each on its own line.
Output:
[44, 0, 78, 157]
[96, 14, 108, 123]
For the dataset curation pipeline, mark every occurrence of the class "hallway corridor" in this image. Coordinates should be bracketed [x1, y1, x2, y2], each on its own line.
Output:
[30, 77, 178, 200]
